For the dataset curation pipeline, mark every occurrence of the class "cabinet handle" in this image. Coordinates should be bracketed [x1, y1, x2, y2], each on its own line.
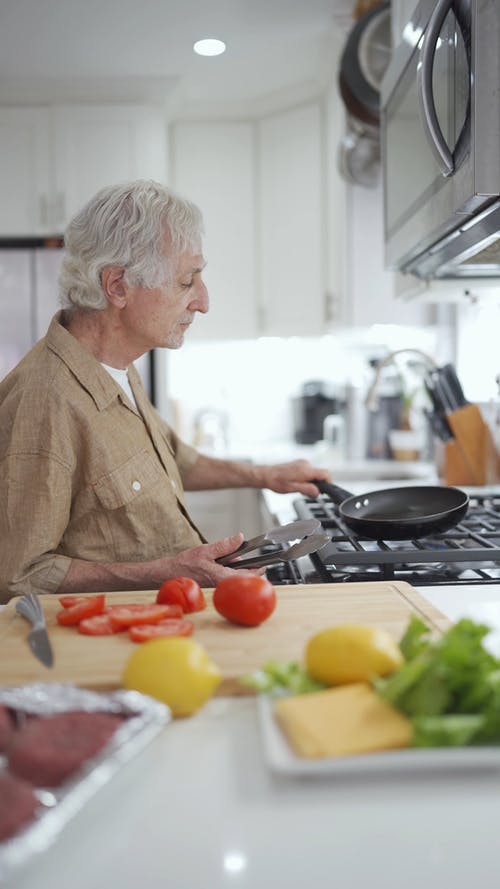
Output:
[54, 191, 66, 227]
[39, 194, 49, 228]
[325, 290, 338, 322]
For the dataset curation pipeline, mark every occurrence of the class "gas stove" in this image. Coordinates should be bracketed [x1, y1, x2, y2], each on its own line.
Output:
[265, 492, 500, 586]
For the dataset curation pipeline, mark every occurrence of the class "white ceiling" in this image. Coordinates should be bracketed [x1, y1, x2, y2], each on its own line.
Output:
[0, 0, 358, 117]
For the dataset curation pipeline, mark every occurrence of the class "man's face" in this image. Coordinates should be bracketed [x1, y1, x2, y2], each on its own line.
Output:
[123, 248, 209, 353]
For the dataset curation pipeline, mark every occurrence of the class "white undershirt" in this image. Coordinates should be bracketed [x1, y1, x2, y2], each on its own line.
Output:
[101, 363, 138, 410]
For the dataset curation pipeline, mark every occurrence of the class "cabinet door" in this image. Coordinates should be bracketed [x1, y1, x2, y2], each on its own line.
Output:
[0, 109, 51, 236]
[258, 103, 325, 336]
[183, 489, 263, 541]
[346, 180, 429, 327]
[171, 122, 257, 340]
[52, 105, 167, 226]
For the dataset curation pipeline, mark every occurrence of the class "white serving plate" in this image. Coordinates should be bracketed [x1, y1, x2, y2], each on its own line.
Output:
[257, 695, 500, 777]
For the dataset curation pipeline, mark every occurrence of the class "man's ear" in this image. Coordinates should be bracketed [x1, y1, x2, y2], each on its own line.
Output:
[101, 266, 127, 308]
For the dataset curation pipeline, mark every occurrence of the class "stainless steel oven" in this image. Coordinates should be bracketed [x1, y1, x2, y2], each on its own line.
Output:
[381, 0, 500, 280]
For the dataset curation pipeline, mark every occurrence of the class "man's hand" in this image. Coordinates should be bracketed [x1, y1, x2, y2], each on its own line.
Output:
[259, 459, 332, 498]
[161, 533, 265, 587]
[57, 533, 264, 594]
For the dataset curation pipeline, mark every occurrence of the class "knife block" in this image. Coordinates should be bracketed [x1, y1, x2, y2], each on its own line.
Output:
[442, 404, 500, 486]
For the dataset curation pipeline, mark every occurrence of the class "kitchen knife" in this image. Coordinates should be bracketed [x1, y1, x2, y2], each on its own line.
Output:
[440, 363, 469, 408]
[424, 377, 453, 440]
[423, 407, 453, 442]
[15, 593, 54, 668]
[428, 369, 457, 413]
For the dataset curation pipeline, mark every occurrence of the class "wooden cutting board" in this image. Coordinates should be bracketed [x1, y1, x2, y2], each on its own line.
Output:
[0, 582, 450, 696]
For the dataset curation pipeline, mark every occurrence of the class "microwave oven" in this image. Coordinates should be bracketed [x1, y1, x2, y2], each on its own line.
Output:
[381, 0, 500, 280]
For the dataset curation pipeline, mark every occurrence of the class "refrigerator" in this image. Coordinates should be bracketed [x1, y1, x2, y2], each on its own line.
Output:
[0, 246, 152, 395]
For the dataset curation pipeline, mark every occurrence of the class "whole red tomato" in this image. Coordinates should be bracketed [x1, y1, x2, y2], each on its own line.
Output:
[213, 576, 276, 627]
[156, 577, 206, 613]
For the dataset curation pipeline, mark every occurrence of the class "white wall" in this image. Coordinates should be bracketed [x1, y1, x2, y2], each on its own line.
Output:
[455, 294, 500, 403]
[165, 319, 440, 453]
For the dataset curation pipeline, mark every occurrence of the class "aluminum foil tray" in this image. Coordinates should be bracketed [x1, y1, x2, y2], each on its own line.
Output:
[0, 682, 170, 881]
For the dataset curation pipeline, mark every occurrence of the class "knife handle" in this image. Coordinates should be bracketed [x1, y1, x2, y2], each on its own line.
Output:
[15, 594, 46, 631]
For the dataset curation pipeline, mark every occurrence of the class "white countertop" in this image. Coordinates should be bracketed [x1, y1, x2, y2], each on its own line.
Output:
[6, 583, 500, 889]
[7, 471, 500, 888]
[224, 438, 436, 481]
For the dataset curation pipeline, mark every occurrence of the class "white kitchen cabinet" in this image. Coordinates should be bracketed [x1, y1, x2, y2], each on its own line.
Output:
[171, 121, 257, 340]
[168, 83, 423, 338]
[0, 104, 167, 235]
[345, 179, 430, 327]
[52, 105, 167, 225]
[171, 104, 329, 339]
[183, 488, 264, 542]
[258, 102, 326, 336]
[0, 108, 51, 236]
[324, 74, 348, 327]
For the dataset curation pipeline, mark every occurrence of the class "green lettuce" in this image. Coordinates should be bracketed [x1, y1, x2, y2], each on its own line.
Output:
[375, 615, 500, 747]
[240, 659, 326, 695]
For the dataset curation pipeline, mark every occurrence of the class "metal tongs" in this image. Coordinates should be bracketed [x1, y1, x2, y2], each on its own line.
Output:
[216, 518, 331, 569]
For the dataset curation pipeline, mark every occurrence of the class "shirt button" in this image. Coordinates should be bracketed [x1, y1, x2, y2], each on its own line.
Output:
[132, 480, 142, 492]
[171, 479, 176, 490]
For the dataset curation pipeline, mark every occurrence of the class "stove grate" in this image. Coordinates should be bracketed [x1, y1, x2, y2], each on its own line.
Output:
[288, 492, 500, 585]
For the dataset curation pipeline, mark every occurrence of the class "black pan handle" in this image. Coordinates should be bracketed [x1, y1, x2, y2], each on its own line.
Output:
[313, 479, 354, 504]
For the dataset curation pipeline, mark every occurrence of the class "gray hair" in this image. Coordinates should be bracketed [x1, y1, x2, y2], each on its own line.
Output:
[58, 179, 204, 311]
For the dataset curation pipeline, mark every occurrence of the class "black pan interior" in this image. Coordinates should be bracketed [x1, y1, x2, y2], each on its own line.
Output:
[341, 486, 468, 522]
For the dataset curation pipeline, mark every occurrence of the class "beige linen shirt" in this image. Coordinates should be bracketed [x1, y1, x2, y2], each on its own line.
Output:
[0, 314, 203, 602]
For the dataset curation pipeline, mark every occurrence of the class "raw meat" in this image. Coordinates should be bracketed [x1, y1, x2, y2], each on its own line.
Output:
[0, 705, 14, 753]
[0, 772, 39, 842]
[7, 711, 124, 787]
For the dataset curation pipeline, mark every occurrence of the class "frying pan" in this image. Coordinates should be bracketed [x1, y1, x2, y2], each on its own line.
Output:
[314, 480, 469, 541]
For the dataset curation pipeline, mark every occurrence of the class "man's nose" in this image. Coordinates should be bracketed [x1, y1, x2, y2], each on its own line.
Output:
[190, 280, 209, 314]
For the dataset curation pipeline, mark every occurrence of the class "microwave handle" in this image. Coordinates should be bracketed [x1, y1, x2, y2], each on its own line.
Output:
[419, 0, 455, 178]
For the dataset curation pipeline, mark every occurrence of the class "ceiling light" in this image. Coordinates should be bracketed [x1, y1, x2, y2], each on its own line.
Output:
[193, 38, 226, 57]
[223, 852, 247, 874]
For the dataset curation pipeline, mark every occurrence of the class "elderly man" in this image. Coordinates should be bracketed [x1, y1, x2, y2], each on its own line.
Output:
[0, 180, 331, 602]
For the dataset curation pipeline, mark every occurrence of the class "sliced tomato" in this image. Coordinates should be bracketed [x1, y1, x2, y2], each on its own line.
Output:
[156, 578, 206, 614]
[56, 594, 106, 627]
[128, 619, 194, 643]
[106, 603, 181, 618]
[78, 614, 124, 636]
[108, 603, 182, 630]
[58, 595, 94, 608]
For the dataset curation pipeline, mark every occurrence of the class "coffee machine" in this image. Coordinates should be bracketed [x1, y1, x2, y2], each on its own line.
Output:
[292, 380, 344, 445]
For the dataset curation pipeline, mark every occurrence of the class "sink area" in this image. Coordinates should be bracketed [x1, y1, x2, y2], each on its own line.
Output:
[227, 441, 436, 484]
[331, 459, 436, 483]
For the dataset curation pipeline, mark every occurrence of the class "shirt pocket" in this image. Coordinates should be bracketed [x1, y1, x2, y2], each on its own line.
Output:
[93, 449, 164, 510]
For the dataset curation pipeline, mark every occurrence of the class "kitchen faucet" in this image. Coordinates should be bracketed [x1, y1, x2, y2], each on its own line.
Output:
[364, 348, 438, 412]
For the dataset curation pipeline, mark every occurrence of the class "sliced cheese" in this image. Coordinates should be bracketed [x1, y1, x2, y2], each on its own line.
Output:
[274, 682, 412, 758]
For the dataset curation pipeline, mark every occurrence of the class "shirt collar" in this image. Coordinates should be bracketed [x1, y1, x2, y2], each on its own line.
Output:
[45, 312, 125, 411]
